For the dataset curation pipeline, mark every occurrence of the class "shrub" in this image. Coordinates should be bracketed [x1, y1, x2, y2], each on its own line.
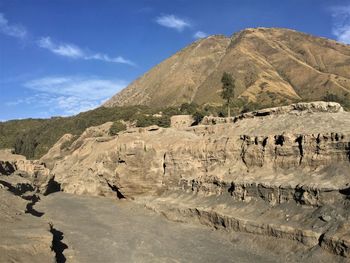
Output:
[135, 115, 156, 127]
[180, 103, 198, 115]
[60, 135, 79, 150]
[109, 121, 127, 135]
[135, 115, 170, 128]
[155, 116, 170, 127]
[192, 110, 205, 125]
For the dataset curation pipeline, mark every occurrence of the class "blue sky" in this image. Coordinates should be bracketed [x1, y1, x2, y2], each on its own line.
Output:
[0, 0, 349, 120]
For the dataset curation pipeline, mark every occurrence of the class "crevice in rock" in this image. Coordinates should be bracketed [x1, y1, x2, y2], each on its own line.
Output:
[191, 179, 200, 192]
[44, 176, 61, 196]
[316, 134, 321, 144]
[228, 182, 235, 195]
[0, 161, 16, 175]
[339, 187, 350, 197]
[275, 135, 285, 146]
[107, 181, 126, 199]
[295, 135, 304, 165]
[25, 194, 44, 217]
[293, 187, 305, 204]
[117, 158, 126, 164]
[0, 179, 44, 216]
[0, 179, 34, 195]
[254, 137, 259, 145]
[262, 137, 268, 148]
[318, 233, 325, 246]
[255, 111, 271, 117]
[163, 153, 167, 175]
[316, 134, 321, 155]
[333, 133, 341, 141]
[49, 223, 68, 263]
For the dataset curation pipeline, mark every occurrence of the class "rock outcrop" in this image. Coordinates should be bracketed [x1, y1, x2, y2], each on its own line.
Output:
[170, 115, 195, 129]
[0, 188, 55, 263]
[0, 149, 53, 194]
[0, 149, 66, 262]
[39, 102, 350, 258]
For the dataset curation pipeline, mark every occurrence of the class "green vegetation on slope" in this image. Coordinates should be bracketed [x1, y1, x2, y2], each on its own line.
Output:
[1, 95, 348, 160]
[1, 105, 152, 159]
[0, 105, 190, 159]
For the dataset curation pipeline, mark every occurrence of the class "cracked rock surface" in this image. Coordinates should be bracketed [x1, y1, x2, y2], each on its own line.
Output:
[0, 188, 54, 263]
[35, 192, 345, 263]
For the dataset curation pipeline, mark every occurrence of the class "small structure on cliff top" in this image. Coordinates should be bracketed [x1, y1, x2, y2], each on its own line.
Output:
[170, 115, 195, 129]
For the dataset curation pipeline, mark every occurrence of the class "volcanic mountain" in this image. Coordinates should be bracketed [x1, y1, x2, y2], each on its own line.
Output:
[104, 27, 350, 108]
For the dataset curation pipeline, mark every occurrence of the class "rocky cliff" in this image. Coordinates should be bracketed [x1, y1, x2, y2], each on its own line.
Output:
[1, 102, 349, 260]
[32, 102, 350, 259]
[104, 28, 350, 108]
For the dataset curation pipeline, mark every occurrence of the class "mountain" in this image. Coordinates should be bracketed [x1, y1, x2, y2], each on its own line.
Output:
[104, 27, 350, 108]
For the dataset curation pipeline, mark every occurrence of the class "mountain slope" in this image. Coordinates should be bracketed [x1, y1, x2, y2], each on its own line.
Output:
[104, 27, 350, 108]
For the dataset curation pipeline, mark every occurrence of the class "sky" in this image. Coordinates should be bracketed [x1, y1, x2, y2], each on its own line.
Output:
[0, 0, 350, 121]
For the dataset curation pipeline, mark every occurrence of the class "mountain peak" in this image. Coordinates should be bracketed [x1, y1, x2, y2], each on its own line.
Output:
[104, 27, 350, 109]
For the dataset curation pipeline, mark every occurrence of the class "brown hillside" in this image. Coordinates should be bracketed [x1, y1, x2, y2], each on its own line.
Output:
[104, 27, 350, 108]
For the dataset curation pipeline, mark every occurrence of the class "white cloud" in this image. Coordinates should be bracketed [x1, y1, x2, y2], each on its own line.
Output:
[38, 37, 83, 58]
[155, 14, 190, 32]
[0, 13, 133, 65]
[0, 13, 27, 39]
[193, 31, 208, 39]
[38, 36, 135, 65]
[331, 5, 350, 44]
[85, 53, 133, 64]
[14, 76, 128, 115]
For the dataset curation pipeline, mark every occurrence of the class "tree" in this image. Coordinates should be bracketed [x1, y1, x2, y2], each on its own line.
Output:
[220, 72, 235, 117]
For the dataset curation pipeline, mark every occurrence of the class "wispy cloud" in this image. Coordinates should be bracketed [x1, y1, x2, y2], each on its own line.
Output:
[8, 76, 128, 115]
[0, 13, 27, 39]
[37, 36, 135, 65]
[155, 14, 190, 32]
[0, 12, 133, 65]
[193, 31, 208, 39]
[38, 37, 83, 58]
[331, 4, 350, 44]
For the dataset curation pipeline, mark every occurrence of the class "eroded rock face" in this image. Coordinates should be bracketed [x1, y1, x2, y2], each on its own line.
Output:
[233, 101, 344, 121]
[44, 103, 350, 201]
[201, 101, 344, 125]
[41, 102, 350, 258]
[0, 149, 54, 194]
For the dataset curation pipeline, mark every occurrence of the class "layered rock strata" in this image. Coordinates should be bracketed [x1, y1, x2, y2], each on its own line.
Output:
[37, 102, 350, 258]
